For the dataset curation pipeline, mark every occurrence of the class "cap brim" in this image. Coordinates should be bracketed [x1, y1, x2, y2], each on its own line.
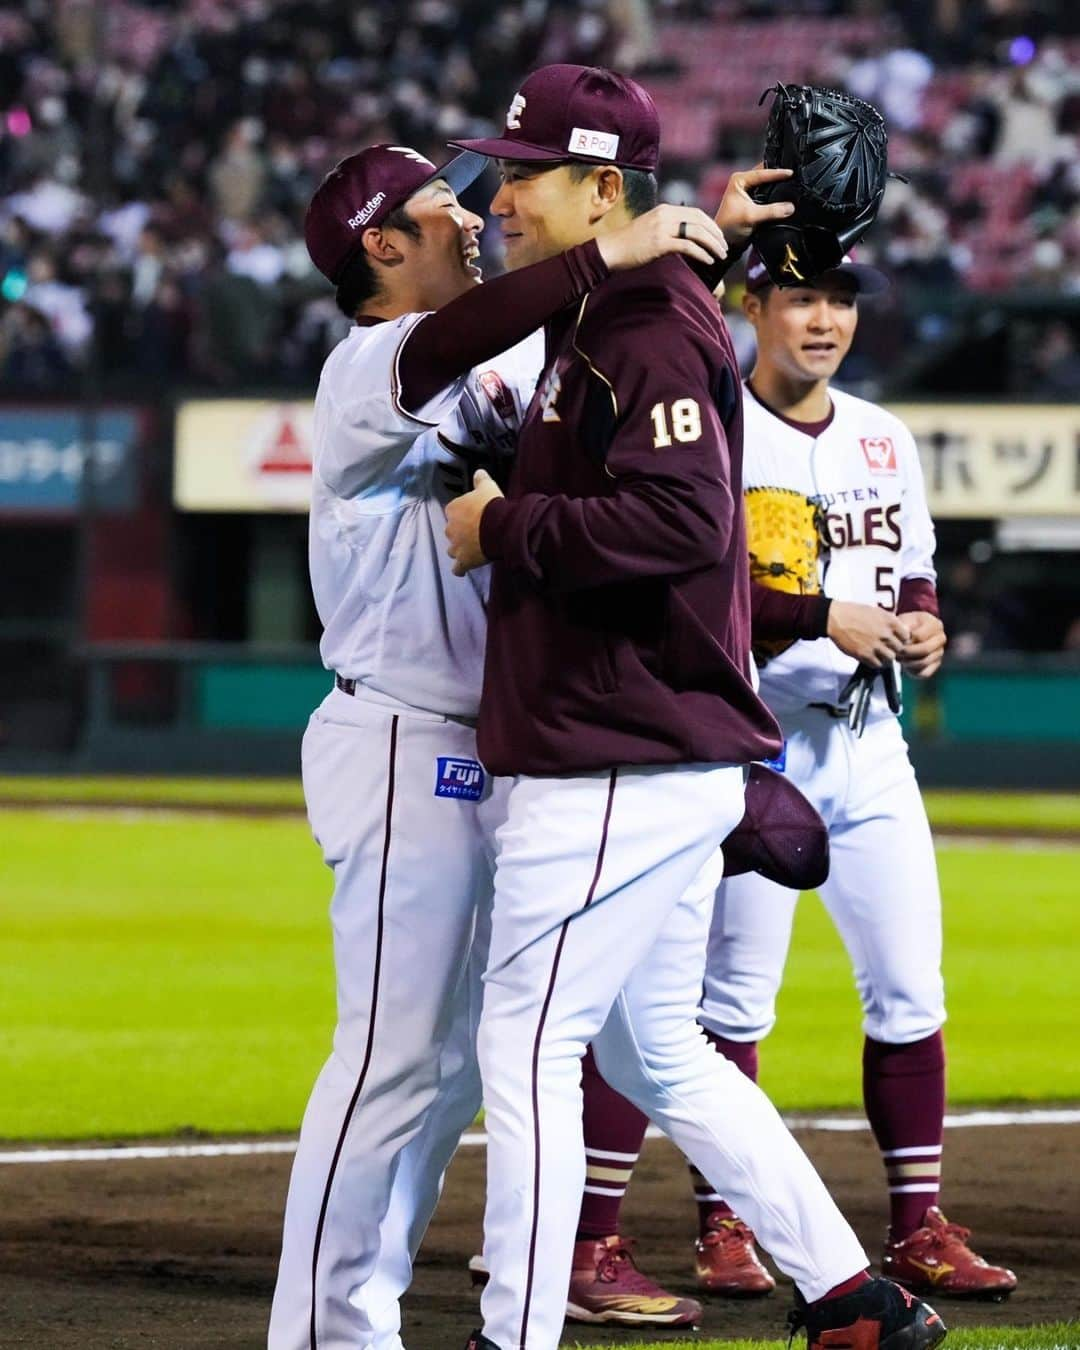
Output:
[448, 136, 569, 163]
[822, 262, 891, 295]
[418, 149, 490, 199]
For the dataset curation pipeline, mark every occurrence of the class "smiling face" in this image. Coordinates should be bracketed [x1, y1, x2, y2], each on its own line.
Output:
[489, 161, 606, 270]
[744, 282, 859, 386]
[392, 178, 484, 308]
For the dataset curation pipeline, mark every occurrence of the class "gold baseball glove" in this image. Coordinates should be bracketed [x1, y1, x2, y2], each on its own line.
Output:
[745, 485, 824, 660]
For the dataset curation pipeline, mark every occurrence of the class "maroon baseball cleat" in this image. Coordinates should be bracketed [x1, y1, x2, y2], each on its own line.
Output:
[566, 1235, 702, 1326]
[695, 1216, 776, 1296]
[789, 1276, 947, 1349]
[883, 1207, 1017, 1300]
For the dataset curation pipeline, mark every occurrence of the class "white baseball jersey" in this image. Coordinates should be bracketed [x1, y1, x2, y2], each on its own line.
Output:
[701, 384, 945, 1055]
[272, 321, 543, 1350]
[745, 384, 937, 716]
[309, 318, 543, 719]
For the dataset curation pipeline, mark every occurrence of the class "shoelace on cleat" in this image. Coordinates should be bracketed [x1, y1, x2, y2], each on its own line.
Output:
[707, 1219, 757, 1250]
[593, 1240, 667, 1293]
[902, 1217, 973, 1254]
[936, 1218, 973, 1246]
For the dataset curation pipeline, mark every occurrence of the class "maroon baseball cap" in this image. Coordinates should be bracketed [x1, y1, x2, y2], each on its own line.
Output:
[723, 762, 829, 890]
[744, 246, 889, 295]
[450, 64, 659, 172]
[304, 144, 488, 283]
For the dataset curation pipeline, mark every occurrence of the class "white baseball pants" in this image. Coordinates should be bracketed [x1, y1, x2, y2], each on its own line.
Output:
[702, 707, 946, 1047]
[269, 687, 503, 1350]
[477, 762, 868, 1350]
[360, 973, 487, 1350]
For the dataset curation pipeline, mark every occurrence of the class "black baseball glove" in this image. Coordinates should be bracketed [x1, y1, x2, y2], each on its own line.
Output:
[749, 83, 900, 288]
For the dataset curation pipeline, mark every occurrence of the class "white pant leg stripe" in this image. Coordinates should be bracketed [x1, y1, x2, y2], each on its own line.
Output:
[308, 715, 399, 1350]
[519, 769, 617, 1350]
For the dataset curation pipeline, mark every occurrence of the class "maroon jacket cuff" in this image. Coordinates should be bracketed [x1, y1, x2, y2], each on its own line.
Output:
[898, 577, 939, 617]
[564, 237, 610, 290]
[750, 582, 832, 641]
[479, 495, 513, 563]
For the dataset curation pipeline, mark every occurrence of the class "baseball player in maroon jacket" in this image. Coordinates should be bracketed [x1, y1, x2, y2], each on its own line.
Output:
[445, 64, 946, 1350]
[528, 253, 1016, 1316]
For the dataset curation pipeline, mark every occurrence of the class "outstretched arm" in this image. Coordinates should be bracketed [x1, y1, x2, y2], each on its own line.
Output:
[399, 205, 729, 411]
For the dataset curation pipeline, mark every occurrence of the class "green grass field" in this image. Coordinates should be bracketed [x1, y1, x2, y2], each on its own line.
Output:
[2, 777, 1080, 831]
[571, 1330, 1080, 1350]
[2, 785, 1076, 1349]
[1, 792, 1078, 1140]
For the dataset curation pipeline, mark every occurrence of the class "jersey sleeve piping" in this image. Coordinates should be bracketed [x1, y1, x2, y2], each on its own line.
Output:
[390, 313, 451, 427]
[571, 294, 619, 420]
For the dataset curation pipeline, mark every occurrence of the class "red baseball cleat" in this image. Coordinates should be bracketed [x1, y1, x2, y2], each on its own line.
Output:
[789, 1275, 947, 1349]
[695, 1216, 776, 1296]
[883, 1207, 1017, 1301]
[566, 1234, 702, 1327]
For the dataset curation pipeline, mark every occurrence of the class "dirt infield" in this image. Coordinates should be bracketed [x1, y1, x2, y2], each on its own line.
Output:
[2, 1121, 1078, 1349]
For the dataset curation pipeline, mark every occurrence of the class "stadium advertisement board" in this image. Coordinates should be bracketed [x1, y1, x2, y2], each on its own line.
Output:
[173, 399, 1080, 518]
[894, 404, 1080, 518]
[174, 400, 313, 513]
[0, 407, 141, 516]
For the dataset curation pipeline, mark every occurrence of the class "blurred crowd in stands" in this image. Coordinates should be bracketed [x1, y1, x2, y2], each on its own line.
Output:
[0, 0, 1078, 393]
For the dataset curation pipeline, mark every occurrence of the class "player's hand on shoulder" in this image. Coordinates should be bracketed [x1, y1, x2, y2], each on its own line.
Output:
[445, 469, 503, 576]
[713, 163, 795, 250]
[597, 203, 728, 272]
[826, 600, 912, 668]
[895, 609, 947, 679]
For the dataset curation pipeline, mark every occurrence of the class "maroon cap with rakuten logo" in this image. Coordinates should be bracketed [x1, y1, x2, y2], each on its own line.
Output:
[304, 144, 487, 283]
[450, 64, 659, 172]
[744, 246, 889, 295]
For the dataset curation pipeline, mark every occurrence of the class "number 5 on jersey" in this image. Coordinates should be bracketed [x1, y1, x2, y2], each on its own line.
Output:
[650, 398, 702, 448]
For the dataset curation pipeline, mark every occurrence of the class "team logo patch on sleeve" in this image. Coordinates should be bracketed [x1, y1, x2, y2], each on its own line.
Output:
[860, 436, 897, 474]
[478, 369, 517, 426]
[435, 756, 486, 801]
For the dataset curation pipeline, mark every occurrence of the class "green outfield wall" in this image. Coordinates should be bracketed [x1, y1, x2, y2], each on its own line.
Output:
[0, 644, 1060, 787]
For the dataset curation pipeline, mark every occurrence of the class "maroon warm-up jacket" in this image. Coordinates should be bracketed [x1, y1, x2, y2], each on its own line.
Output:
[477, 254, 782, 776]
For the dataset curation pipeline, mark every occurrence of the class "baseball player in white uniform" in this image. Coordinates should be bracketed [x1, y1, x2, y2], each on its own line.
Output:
[267, 138, 734, 1350]
[687, 248, 1017, 1301]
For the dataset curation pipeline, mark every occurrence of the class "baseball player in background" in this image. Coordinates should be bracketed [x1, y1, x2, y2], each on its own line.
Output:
[445, 64, 946, 1350]
[682, 248, 1018, 1302]
[268, 141, 731, 1350]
